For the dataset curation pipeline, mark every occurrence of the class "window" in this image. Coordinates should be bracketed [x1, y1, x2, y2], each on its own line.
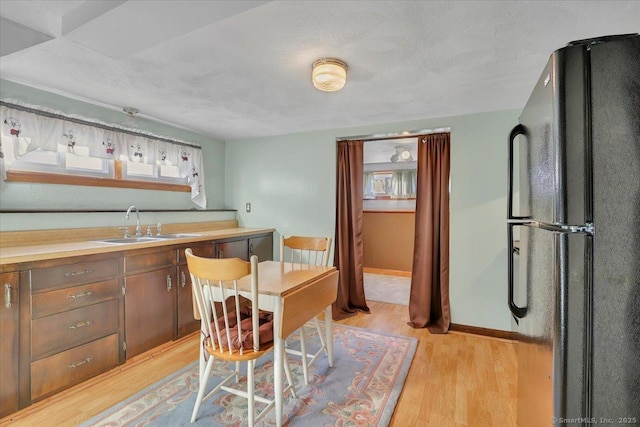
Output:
[363, 138, 417, 200]
[0, 101, 206, 207]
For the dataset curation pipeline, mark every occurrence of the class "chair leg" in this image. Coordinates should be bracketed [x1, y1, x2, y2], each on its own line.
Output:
[313, 316, 328, 355]
[191, 356, 215, 423]
[247, 359, 255, 427]
[283, 349, 297, 398]
[299, 328, 309, 385]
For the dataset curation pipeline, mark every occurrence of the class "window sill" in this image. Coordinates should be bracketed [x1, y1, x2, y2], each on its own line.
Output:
[6, 170, 191, 193]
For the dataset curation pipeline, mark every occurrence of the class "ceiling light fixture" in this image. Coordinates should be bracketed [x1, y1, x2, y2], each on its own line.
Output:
[312, 58, 348, 92]
[122, 106, 139, 128]
[390, 146, 414, 163]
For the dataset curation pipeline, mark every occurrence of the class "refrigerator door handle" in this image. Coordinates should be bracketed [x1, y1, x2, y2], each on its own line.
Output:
[508, 222, 527, 321]
[508, 124, 531, 221]
[529, 220, 595, 235]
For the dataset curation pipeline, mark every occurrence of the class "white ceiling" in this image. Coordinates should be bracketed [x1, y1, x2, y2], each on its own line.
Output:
[1, 1, 638, 141]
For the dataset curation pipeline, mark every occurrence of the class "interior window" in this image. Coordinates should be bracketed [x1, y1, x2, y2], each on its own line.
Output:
[363, 138, 417, 200]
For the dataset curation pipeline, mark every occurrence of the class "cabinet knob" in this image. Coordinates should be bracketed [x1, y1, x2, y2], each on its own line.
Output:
[4, 283, 11, 309]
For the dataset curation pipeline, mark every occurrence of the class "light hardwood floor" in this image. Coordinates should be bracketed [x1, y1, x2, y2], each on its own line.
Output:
[1, 301, 517, 427]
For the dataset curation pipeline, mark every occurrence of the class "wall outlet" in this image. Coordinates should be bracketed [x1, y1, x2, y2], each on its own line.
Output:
[245, 202, 251, 213]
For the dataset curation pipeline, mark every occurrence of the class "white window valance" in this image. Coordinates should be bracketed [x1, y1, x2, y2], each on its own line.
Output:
[0, 100, 206, 207]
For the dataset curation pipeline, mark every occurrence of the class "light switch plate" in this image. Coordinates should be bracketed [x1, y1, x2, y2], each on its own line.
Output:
[245, 202, 251, 213]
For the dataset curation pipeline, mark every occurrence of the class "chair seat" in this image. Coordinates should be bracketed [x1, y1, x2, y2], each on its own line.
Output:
[211, 307, 274, 351]
[205, 342, 274, 362]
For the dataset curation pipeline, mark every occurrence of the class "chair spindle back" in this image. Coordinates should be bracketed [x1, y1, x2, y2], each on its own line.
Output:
[280, 235, 332, 267]
[186, 249, 260, 355]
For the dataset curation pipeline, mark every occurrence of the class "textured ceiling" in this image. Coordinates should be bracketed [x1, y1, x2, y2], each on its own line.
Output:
[1, 1, 638, 141]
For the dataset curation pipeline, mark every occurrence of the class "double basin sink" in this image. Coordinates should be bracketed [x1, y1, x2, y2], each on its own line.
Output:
[95, 233, 203, 245]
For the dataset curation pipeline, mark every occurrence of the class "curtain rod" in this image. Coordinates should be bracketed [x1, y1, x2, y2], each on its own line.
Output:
[0, 100, 202, 150]
[336, 127, 451, 142]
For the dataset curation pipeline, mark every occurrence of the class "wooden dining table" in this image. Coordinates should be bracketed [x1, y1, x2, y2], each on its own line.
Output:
[196, 260, 339, 427]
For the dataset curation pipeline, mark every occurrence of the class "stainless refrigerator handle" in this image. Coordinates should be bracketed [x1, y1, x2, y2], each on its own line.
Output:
[508, 124, 530, 221]
[508, 223, 527, 321]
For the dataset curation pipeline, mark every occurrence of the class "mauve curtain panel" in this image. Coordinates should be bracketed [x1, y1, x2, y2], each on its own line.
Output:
[409, 132, 451, 333]
[333, 139, 370, 320]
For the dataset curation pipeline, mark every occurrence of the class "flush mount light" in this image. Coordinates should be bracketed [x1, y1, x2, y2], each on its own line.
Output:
[122, 107, 139, 128]
[312, 58, 348, 92]
[391, 146, 414, 163]
[122, 106, 138, 116]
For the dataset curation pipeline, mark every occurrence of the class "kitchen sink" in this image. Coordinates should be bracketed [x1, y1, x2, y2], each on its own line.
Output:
[95, 237, 164, 244]
[94, 233, 203, 244]
[151, 233, 203, 239]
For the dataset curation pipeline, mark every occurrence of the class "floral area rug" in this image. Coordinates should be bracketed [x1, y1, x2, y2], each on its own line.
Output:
[79, 324, 417, 427]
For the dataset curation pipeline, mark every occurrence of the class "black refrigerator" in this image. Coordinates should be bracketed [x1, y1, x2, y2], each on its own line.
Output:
[507, 34, 640, 426]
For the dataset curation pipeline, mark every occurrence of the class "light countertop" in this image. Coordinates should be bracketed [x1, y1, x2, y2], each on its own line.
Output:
[0, 227, 274, 266]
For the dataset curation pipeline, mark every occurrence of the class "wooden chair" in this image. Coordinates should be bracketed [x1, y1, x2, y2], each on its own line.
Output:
[185, 249, 295, 425]
[279, 235, 332, 385]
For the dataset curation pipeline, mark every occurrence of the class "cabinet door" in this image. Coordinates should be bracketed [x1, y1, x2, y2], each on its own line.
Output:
[216, 239, 248, 260]
[177, 265, 199, 337]
[0, 272, 19, 417]
[249, 234, 273, 261]
[124, 267, 176, 359]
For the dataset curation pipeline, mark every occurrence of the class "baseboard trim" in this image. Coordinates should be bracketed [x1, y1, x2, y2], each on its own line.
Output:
[449, 323, 517, 341]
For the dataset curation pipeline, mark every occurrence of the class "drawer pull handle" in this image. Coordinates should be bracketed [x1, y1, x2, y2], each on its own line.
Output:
[68, 320, 93, 330]
[4, 283, 11, 309]
[66, 269, 93, 277]
[67, 291, 93, 300]
[180, 271, 186, 288]
[68, 357, 93, 369]
[167, 275, 172, 291]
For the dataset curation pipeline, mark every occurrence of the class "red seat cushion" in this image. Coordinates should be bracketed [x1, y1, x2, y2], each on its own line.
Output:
[211, 307, 274, 350]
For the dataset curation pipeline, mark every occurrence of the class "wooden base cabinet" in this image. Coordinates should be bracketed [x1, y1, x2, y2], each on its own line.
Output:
[124, 250, 176, 359]
[26, 256, 123, 402]
[176, 243, 213, 338]
[0, 230, 273, 417]
[177, 265, 199, 337]
[215, 238, 248, 260]
[216, 233, 273, 261]
[0, 272, 19, 418]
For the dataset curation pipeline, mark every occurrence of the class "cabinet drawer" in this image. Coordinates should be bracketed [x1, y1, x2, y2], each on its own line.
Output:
[31, 299, 119, 360]
[30, 333, 119, 401]
[32, 279, 119, 319]
[30, 258, 119, 292]
[125, 250, 175, 274]
[177, 242, 214, 264]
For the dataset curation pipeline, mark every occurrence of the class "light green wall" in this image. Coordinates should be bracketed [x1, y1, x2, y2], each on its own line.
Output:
[225, 109, 521, 331]
[0, 79, 229, 230]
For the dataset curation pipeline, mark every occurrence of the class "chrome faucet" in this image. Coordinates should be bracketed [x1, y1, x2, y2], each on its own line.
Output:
[125, 205, 142, 236]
